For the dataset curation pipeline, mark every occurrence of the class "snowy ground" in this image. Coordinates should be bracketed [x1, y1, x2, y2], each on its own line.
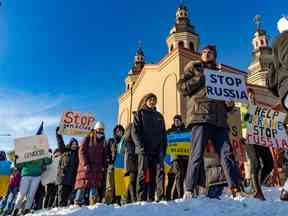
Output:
[31, 187, 288, 216]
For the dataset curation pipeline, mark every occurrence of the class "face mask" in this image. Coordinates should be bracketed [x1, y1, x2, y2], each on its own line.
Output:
[96, 133, 104, 139]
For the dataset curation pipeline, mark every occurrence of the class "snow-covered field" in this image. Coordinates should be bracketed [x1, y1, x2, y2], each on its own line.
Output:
[31, 187, 288, 216]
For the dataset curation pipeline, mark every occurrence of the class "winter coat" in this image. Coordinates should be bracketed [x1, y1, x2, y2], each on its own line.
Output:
[267, 30, 288, 101]
[132, 105, 167, 156]
[177, 60, 234, 129]
[56, 134, 79, 186]
[124, 124, 138, 172]
[9, 172, 21, 189]
[16, 157, 52, 177]
[74, 133, 106, 189]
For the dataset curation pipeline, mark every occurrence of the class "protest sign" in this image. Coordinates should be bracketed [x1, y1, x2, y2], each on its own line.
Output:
[227, 107, 245, 162]
[59, 112, 96, 137]
[41, 157, 60, 186]
[164, 131, 191, 174]
[204, 69, 248, 103]
[166, 132, 191, 159]
[15, 135, 49, 163]
[246, 105, 288, 148]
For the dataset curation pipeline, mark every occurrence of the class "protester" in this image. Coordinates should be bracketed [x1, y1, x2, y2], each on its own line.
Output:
[12, 154, 52, 215]
[241, 88, 274, 200]
[104, 125, 125, 204]
[132, 93, 167, 202]
[165, 115, 189, 200]
[0, 151, 11, 201]
[0, 168, 20, 215]
[55, 127, 79, 207]
[74, 121, 107, 206]
[124, 123, 138, 203]
[42, 149, 62, 209]
[177, 45, 241, 199]
[267, 16, 288, 111]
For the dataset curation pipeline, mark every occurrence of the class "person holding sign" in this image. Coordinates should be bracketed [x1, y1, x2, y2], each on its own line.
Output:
[55, 127, 79, 207]
[12, 151, 52, 216]
[177, 45, 241, 199]
[165, 115, 189, 200]
[74, 121, 107, 206]
[241, 88, 274, 200]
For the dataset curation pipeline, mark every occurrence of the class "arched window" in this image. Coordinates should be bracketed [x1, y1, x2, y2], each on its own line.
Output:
[170, 45, 174, 52]
[178, 41, 184, 48]
[189, 42, 194, 51]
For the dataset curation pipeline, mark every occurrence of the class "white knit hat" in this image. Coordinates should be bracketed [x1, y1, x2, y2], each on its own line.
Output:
[277, 16, 288, 33]
[94, 121, 105, 130]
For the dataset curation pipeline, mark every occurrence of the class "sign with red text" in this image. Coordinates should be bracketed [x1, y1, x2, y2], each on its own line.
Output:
[204, 69, 248, 103]
[246, 105, 288, 148]
[59, 112, 96, 137]
[15, 135, 49, 163]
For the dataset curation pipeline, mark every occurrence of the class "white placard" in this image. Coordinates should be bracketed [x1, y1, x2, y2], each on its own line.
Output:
[204, 69, 248, 103]
[15, 135, 49, 163]
[246, 105, 288, 148]
[41, 157, 60, 185]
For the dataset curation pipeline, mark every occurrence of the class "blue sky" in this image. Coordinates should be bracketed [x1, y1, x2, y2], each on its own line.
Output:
[0, 0, 286, 151]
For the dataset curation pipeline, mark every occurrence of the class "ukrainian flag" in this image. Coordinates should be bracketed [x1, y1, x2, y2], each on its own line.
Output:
[114, 153, 129, 196]
[0, 160, 11, 198]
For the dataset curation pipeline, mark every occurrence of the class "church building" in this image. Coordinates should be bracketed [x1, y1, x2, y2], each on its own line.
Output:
[117, 4, 281, 129]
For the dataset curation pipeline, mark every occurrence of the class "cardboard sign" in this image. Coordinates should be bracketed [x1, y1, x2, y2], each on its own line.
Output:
[41, 157, 60, 186]
[246, 105, 288, 148]
[204, 70, 248, 103]
[59, 112, 96, 137]
[15, 135, 49, 163]
[227, 107, 245, 162]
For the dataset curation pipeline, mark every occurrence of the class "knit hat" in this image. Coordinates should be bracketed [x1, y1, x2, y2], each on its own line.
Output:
[173, 114, 182, 121]
[277, 16, 288, 33]
[94, 121, 105, 130]
[0, 151, 7, 161]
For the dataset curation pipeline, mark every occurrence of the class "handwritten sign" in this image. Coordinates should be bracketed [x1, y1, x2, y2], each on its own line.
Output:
[247, 105, 288, 148]
[59, 112, 96, 136]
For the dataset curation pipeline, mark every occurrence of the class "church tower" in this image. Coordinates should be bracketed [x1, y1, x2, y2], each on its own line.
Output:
[166, 1, 200, 53]
[125, 43, 145, 91]
[247, 15, 273, 87]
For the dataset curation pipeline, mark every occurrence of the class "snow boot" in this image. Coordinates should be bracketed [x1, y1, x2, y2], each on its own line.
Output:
[22, 209, 30, 215]
[89, 196, 97, 205]
[11, 209, 19, 216]
[280, 189, 288, 201]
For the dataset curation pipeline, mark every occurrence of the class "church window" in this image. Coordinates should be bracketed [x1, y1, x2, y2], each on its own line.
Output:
[189, 42, 194, 51]
[178, 41, 184, 48]
[170, 45, 174, 52]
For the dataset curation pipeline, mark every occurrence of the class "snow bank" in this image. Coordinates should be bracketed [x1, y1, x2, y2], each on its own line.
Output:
[31, 187, 288, 216]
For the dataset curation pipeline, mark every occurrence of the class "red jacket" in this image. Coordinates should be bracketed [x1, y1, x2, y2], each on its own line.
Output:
[74, 134, 106, 189]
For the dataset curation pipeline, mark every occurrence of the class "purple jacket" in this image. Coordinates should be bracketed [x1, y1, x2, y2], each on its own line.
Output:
[9, 173, 21, 189]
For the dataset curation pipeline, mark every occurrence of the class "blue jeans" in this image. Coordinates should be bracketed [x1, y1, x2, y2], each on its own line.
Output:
[185, 124, 241, 192]
[74, 187, 98, 205]
[0, 187, 18, 213]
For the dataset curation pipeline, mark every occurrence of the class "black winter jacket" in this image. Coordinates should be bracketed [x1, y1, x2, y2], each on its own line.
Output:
[131, 105, 167, 156]
[56, 133, 79, 187]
